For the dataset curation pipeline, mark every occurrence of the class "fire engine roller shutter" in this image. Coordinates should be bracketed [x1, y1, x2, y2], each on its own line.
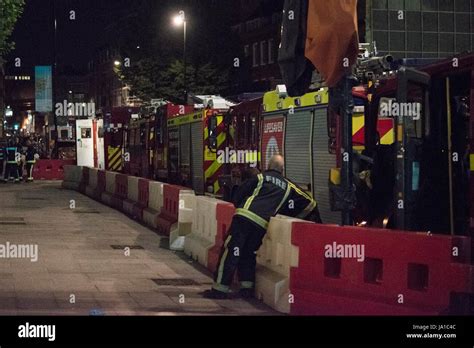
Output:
[284, 109, 313, 189]
[191, 121, 204, 194]
[180, 123, 191, 168]
[312, 106, 340, 224]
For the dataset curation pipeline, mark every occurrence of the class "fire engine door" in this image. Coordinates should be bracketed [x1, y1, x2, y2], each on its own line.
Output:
[76, 119, 94, 168]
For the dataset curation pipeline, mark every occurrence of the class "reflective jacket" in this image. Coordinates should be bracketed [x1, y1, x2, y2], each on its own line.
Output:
[232, 170, 319, 229]
[6, 147, 20, 163]
[0, 146, 5, 161]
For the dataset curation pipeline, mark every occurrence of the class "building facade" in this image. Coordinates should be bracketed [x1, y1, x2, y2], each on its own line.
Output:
[231, 0, 284, 93]
[366, 0, 473, 59]
[231, 0, 473, 93]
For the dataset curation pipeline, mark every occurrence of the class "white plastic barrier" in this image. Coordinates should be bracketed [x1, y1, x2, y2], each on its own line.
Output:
[85, 168, 99, 198]
[62, 165, 83, 190]
[142, 181, 165, 228]
[183, 196, 220, 267]
[255, 215, 301, 314]
[101, 171, 117, 206]
[123, 176, 140, 216]
[169, 191, 195, 251]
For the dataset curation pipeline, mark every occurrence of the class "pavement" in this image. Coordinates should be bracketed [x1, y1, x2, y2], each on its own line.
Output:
[0, 181, 277, 316]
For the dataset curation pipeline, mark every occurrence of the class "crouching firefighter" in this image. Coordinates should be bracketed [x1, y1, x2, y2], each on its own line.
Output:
[25, 140, 38, 182]
[5, 141, 21, 183]
[203, 154, 322, 299]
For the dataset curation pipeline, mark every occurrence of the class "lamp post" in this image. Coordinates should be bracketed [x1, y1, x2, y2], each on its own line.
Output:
[173, 10, 187, 104]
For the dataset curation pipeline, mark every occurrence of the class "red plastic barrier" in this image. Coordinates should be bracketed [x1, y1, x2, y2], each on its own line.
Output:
[207, 202, 235, 273]
[156, 184, 188, 236]
[290, 223, 473, 315]
[33, 160, 75, 180]
[112, 174, 128, 211]
[132, 178, 150, 219]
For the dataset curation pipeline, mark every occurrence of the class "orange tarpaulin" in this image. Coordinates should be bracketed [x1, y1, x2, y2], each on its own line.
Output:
[305, 0, 359, 87]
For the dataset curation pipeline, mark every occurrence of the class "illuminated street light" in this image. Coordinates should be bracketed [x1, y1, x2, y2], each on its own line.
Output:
[173, 11, 185, 26]
[114, 60, 121, 67]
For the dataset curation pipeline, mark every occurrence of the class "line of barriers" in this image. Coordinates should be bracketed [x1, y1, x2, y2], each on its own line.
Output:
[63, 165, 474, 315]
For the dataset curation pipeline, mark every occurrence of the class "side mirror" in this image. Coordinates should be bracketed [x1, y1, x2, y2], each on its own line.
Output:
[208, 113, 218, 151]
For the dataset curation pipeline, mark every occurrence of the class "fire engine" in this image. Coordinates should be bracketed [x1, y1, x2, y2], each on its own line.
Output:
[106, 52, 472, 240]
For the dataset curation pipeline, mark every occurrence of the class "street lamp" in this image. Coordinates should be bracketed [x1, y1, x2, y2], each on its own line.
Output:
[173, 10, 187, 104]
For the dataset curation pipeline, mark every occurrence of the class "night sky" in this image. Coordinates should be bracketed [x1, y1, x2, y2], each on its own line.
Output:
[6, 0, 236, 75]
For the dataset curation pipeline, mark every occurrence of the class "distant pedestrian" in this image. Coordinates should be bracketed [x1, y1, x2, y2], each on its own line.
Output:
[24, 139, 38, 182]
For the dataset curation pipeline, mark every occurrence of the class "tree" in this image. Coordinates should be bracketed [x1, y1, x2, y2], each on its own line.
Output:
[0, 0, 25, 57]
[117, 58, 229, 104]
[0, 0, 25, 137]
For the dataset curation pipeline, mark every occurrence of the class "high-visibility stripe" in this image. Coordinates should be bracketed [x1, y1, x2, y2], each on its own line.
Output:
[297, 200, 317, 219]
[108, 147, 122, 171]
[215, 235, 232, 287]
[235, 208, 268, 229]
[205, 158, 222, 181]
[380, 128, 395, 145]
[243, 174, 264, 210]
[288, 182, 313, 201]
[240, 281, 254, 289]
[108, 152, 122, 170]
[275, 184, 292, 213]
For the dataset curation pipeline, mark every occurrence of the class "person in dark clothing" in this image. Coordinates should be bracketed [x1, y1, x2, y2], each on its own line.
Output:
[5, 139, 21, 183]
[24, 140, 38, 182]
[203, 155, 322, 299]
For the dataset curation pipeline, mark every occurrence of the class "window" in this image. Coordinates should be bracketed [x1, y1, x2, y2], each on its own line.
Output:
[81, 128, 91, 139]
[244, 45, 250, 58]
[260, 41, 267, 65]
[252, 42, 259, 67]
[60, 129, 69, 139]
[268, 39, 275, 64]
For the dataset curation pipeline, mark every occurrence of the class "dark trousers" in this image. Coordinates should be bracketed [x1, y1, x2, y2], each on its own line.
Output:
[213, 215, 267, 293]
[26, 162, 35, 180]
[5, 163, 19, 180]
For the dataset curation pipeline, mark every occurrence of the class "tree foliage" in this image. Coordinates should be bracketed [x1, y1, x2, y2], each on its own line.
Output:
[118, 58, 229, 103]
[0, 0, 25, 60]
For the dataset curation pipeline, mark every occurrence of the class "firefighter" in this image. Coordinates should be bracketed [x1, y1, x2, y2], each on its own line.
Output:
[203, 154, 322, 299]
[5, 139, 21, 183]
[24, 139, 38, 182]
